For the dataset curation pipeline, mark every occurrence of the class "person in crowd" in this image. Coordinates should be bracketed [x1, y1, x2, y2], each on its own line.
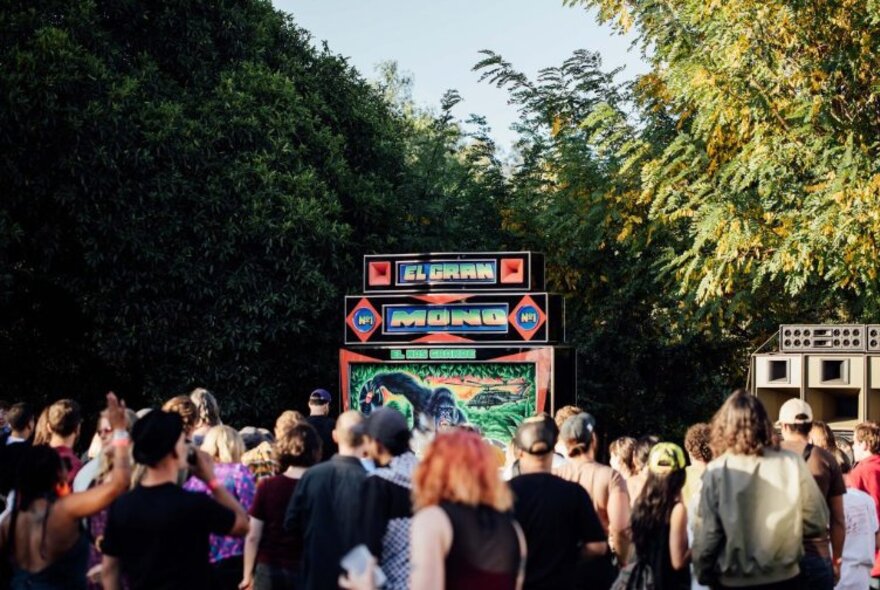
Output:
[680, 423, 712, 590]
[777, 398, 846, 589]
[183, 425, 256, 590]
[811, 421, 850, 467]
[242, 411, 305, 483]
[101, 410, 249, 590]
[609, 436, 637, 481]
[47, 399, 84, 483]
[241, 422, 322, 590]
[554, 412, 631, 589]
[0, 403, 35, 501]
[239, 427, 272, 452]
[0, 400, 10, 439]
[191, 388, 222, 446]
[626, 442, 691, 589]
[34, 407, 52, 446]
[161, 395, 199, 441]
[3, 404, 34, 447]
[627, 435, 659, 506]
[682, 423, 712, 510]
[74, 409, 137, 493]
[692, 390, 828, 589]
[835, 451, 879, 590]
[845, 421, 880, 587]
[509, 414, 607, 590]
[284, 410, 365, 590]
[407, 429, 525, 590]
[0, 393, 131, 590]
[837, 438, 855, 468]
[306, 389, 336, 462]
[553, 405, 584, 457]
[79, 408, 138, 589]
[357, 407, 418, 590]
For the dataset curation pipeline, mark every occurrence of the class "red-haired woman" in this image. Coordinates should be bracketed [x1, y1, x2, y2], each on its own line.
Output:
[410, 429, 525, 590]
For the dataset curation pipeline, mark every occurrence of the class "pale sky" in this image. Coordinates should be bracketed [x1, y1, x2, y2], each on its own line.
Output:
[273, 1, 649, 149]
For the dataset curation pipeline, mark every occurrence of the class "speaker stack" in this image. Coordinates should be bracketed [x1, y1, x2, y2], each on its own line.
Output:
[753, 324, 880, 433]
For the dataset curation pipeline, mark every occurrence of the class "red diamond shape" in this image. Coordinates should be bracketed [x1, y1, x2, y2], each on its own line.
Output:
[500, 258, 524, 284]
[368, 261, 392, 286]
[346, 298, 382, 343]
[508, 295, 545, 341]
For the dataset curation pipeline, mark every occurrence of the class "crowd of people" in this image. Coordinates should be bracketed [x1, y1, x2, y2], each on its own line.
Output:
[0, 387, 879, 590]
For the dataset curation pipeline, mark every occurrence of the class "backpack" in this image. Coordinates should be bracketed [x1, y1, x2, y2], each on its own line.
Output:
[611, 559, 656, 590]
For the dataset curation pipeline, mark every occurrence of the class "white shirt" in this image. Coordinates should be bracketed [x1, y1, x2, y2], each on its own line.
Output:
[836, 488, 879, 590]
[5, 435, 25, 446]
[73, 457, 101, 493]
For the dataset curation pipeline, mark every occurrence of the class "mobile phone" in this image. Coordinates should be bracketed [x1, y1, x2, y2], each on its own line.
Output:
[340, 544, 386, 587]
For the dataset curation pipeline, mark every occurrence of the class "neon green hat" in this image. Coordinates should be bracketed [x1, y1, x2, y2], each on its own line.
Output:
[648, 442, 686, 475]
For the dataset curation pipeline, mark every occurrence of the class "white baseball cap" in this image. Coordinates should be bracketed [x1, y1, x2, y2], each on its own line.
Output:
[777, 398, 813, 425]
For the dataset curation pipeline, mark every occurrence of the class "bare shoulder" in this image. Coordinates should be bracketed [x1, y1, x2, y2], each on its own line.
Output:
[413, 505, 453, 548]
[671, 501, 687, 524]
[413, 506, 452, 531]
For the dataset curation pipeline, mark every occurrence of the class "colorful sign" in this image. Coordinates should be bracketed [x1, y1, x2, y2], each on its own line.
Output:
[344, 293, 563, 345]
[364, 252, 544, 293]
[339, 346, 575, 443]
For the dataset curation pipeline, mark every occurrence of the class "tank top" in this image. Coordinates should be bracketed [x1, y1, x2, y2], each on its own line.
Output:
[637, 522, 690, 590]
[439, 502, 521, 590]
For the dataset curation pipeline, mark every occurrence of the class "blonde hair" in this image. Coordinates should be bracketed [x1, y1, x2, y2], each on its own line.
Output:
[413, 430, 512, 512]
[162, 395, 198, 435]
[34, 407, 51, 445]
[554, 405, 583, 430]
[190, 388, 221, 429]
[96, 409, 139, 483]
[201, 425, 245, 463]
[275, 410, 305, 436]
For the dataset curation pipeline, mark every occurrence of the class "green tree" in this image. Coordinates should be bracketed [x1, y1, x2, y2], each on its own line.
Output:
[0, 2, 510, 426]
[476, 49, 741, 437]
[373, 62, 511, 253]
[563, 0, 880, 319]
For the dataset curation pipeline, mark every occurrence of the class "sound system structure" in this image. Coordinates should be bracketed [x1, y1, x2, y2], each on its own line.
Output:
[753, 324, 880, 434]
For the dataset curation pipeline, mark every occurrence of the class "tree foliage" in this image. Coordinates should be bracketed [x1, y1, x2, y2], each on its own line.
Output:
[0, 0, 506, 423]
[474, 50, 739, 437]
[562, 0, 880, 317]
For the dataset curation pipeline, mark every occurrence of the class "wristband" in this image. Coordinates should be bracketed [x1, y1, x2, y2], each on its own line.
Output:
[111, 430, 130, 447]
[207, 478, 221, 492]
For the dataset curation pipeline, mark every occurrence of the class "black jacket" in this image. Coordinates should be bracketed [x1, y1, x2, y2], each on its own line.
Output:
[306, 415, 337, 462]
[284, 454, 366, 590]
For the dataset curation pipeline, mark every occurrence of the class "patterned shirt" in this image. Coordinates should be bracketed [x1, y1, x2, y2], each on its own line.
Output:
[184, 462, 256, 563]
[241, 441, 279, 484]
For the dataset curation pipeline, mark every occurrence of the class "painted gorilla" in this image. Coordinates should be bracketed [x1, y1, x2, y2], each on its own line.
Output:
[357, 371, 467, 430]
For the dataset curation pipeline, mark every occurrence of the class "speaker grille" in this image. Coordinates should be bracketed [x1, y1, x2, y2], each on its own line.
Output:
[779, 324, 866, 352]
[868, 325, 880, 352]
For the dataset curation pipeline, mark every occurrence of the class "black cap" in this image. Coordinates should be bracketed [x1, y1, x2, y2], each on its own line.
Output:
[132, 410, 183, 466]
[514, 414, 558, 455]
[560, 413, 596, 445]
[309, 388, 331, 404]
[354, 407, 411, 453]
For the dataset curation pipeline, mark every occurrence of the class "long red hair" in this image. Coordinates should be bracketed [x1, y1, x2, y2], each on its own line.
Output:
[413, 430, 512, 511]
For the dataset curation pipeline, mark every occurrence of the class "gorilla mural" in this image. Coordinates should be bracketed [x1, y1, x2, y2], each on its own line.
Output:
[357, 371, 467, 430]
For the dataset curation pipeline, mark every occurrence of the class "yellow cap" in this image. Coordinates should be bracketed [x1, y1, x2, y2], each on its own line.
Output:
[648, 442, 686, 475]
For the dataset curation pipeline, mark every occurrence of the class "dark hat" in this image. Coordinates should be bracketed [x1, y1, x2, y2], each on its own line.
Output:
[560, 412, 596, 445]
[239, 426, 273, 451]
[132, 410, 183, 466]
[309, 388, 331, 404]
[514, 414, 558, 455]
[354, 407, 411, 452]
